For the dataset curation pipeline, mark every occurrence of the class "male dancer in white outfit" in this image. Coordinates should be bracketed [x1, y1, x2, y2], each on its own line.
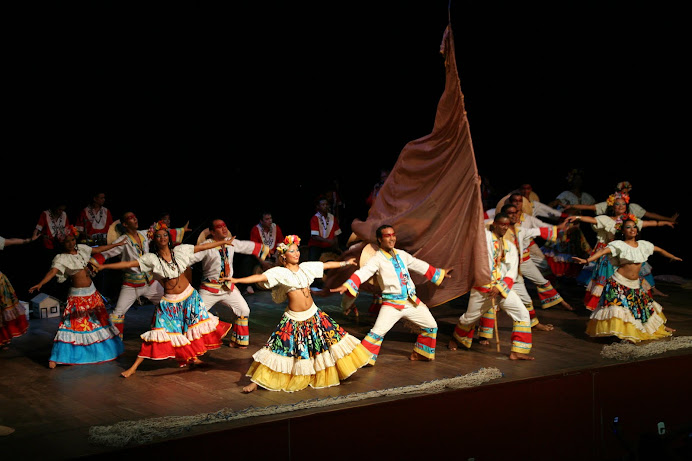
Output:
[332, 224, 452, 364]
[92, 211, 174, 338]
[190, 218, 269, 348]
[449, 212, 535, 360]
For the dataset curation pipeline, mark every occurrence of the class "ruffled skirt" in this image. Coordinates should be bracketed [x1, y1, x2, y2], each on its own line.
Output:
[541, 227, 591, 279]
[0, 272, 29, 346]
[586, 271, 671, 343]
[246, 304, 370, 392]
[137, 285, 231, 365]
[49, 284, 124, 365]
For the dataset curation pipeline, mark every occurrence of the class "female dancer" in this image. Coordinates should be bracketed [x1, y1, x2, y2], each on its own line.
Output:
[1, 234, 37, 349]
[573, 215, 681, 342]
[29, 226, 126, 368]
[96, 221, 232, 377]
[226, 235, 370, 393]
[568, 194, 673, 310]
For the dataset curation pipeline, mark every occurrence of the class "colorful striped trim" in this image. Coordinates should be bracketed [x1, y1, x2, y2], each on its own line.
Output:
[362, 331, 384, 364]
[413, 327, 437, 358]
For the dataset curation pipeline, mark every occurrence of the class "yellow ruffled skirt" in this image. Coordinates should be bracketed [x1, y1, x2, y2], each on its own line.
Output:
[246, 304, 370, 392]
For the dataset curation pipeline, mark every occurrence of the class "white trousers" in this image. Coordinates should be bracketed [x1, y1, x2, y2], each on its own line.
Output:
[458, 289, 530, 326]
[198, 287, 250, 318]
[112, 282, 164, 316]
[370, 302, 437, 337]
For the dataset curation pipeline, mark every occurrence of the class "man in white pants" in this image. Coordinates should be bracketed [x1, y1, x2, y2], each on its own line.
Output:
[190, 218, 269, 348]
[332, 224, 452, 365]
[93, 212, 170, 338]
[448, 212, 535, 361]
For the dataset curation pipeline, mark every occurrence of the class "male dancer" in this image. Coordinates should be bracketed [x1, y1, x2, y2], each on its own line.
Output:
[507, 193, 574, 311]
[190, 218, 269, 348]
[449, 213, 535, 360]
[332, 224, 452, 364]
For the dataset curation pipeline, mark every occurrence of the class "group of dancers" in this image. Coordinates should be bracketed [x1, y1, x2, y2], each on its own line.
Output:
[0, 176, 683, 394]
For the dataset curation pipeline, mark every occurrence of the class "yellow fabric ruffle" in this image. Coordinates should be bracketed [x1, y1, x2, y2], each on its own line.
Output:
[586, 313, 672, 343]
[246, 343, 371, 392]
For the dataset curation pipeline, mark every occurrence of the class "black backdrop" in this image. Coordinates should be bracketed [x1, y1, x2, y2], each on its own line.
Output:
[3, 2, 689, 296]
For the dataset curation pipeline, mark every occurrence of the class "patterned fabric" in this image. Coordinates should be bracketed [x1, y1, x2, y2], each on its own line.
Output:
[246, 304, 370, 392]
[49, 284, 124, 365]
[586, 271, 671, 342]
[0, 272, 29, 346]
[137, 285, 231, 364]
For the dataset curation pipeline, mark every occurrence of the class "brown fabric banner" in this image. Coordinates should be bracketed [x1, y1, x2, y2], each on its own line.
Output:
[324, 24, 490, 307]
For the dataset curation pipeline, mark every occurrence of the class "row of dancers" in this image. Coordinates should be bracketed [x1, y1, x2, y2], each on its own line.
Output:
[0, 181, 684, 393]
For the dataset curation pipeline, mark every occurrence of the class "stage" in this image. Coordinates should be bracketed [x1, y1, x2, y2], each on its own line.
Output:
[1, 278, 691, 460]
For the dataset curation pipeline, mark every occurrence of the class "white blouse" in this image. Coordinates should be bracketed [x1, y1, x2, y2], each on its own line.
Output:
[51, 244, 94, 283]
[261, 261, 324, 304]
[607, 240, 654, 265]
[592, 215, 644, 244]
[138, 244, 196, 281]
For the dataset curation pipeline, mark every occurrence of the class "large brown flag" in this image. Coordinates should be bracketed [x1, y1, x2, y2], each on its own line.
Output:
[325, 23, 490, 307]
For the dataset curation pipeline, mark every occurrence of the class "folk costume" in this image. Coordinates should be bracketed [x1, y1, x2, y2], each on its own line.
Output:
[452, 228, 533, 355]
[586, 239, 671, 342]
[503, 222, 562, 325]
[191, 237, 269, 347]
[342, 247, 446, 364]
[513, 213, 565, 309]
[0, 237, 29, 347]
[134, 241, 231, 366]
[35, 208, 70, 251]
[75, 205, 113, 245]
[250, 222, 284, 257]
[92, 228, 165, 338]
[48, 243, 124, 365]
[582, 211, 645, 311]
[246, 238, 369, 392]
[308, 210, 342, 261]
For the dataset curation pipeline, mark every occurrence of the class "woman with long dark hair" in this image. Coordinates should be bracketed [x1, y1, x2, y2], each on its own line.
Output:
[96, 221, 233, 377]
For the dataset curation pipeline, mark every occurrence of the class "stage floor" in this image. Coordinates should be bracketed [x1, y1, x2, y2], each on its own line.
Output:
[1, 277, 691, 460]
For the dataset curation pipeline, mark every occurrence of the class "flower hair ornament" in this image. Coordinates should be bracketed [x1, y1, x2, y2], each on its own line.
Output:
[147, 220, 169, 241]
[60, 225, 79, 241]
[606, 192, 630, 207]
[616, 181, 632, 192]
[276, 235, 301, 254]
[614, 213, 638, 232]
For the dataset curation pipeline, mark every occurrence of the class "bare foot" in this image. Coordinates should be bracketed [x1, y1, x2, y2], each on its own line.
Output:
[535, 323, 554, 331]
[447, 339, 458, 351]
[243, 382, 258, 393]
[478, 339, 490, 346]
[509, 352, 535, 361]
[409, 351, 433, 361]
[48, 361, 57, 369]
[120, 368, 136, 378]
[229, 342, 248, 349]
[561, 300, 575, 311]
[665, 326, 676, 333]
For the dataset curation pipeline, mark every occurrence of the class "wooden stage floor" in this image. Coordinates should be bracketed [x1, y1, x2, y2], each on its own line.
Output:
[1, 277, 691, 460]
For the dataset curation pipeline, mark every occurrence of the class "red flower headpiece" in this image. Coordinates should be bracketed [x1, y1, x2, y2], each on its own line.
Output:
[614, 213, 638, 232]
[147, 220, 169, 241]
[276, 235, 301, 254]
[606, 192, 630, 207]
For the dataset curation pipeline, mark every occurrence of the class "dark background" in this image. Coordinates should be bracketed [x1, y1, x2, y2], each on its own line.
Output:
[2, 1, 689, 295]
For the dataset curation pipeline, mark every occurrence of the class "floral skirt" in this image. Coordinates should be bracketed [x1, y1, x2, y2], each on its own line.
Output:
[541, 227, 591, 279]
[49, 284, 124, 365]
[0, 272, 29, 346]
[246, 304, 370, 392]
[137, 285, 231, 365]
[586, 271, 671, 343]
